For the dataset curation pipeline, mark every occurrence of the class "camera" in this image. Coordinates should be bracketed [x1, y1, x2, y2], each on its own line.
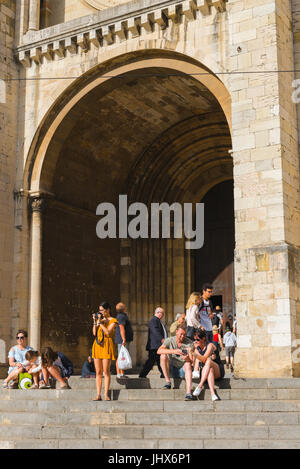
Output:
[93, 312, 104, 321]
[181, 349, 188, 355]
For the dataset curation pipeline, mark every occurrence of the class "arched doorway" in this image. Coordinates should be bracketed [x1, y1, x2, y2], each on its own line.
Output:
[25, 52, 233, 368]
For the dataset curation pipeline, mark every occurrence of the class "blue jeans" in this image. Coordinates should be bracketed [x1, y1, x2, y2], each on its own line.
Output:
[205, 331, 213, 343]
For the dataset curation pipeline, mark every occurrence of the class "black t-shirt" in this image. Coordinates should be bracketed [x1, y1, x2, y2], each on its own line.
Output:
[114, 312, 134, 344]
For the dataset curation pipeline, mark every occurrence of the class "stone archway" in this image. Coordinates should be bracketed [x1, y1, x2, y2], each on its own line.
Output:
[24, 51, 232, 367]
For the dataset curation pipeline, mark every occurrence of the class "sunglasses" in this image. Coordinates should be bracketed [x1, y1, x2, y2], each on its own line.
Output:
[16, 336, 25, 340]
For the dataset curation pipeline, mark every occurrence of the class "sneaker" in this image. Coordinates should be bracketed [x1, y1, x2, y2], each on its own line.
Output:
[184, 393, 194, 401]
[193, 386, 204, 397]
[192, 370, 200, 379]
[162, 382, 171, 390]
[211, 394, 219, 401]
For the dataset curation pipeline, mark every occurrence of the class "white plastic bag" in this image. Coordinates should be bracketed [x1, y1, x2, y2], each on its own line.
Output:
[117, 345, 132, 371]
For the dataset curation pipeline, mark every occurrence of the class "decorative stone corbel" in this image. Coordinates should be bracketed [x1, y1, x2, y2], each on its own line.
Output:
[41, 43, 53, 61]
[89, 29, 101, 47]
[115, 22, 127, 42]
[102, 25, 114, 45]
[77, 33, 89, 52]
[18, 50, 31, 67]
[141, 13, 154, 34]
[53, 40, 65, 58]
[197, 0, 210, 16]
[182, 0, 196, 20]
[65, 37, 77, 55]
[30, 47, 42, 64]
[127, 17, 140, 39]
[211, 0, 226, 13]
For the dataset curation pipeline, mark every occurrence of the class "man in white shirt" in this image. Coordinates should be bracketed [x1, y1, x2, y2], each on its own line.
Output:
[198, 283, 214, 343]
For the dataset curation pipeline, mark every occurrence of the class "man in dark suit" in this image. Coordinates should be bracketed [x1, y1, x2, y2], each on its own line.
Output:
[139, 307, 167, 378]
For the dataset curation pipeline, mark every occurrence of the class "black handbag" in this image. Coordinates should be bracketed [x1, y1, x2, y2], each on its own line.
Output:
[95, 326, 104, 346]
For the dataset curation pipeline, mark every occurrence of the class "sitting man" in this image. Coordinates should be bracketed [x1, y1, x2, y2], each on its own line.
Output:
[157, 325, 194, 401]
[169, 313, 186, 337]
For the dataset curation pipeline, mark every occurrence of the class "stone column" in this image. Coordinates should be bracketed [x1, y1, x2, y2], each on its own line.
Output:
[229, 0, 300, 377]
[28, 0, 40, 31]
[29, 196, 45, 350]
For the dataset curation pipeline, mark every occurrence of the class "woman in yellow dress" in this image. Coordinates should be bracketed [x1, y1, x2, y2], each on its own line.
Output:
[92, 302, 118, 401]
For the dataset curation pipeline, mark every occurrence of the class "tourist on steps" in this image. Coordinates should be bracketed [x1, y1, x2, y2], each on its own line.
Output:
[40, 347, 73, 390]
[192, 329, 224, 401]
[157, 325, 194, 401]
[92, 302, 118, 401]
[139, 307, 167, 379]
[2, 330, 33, 389]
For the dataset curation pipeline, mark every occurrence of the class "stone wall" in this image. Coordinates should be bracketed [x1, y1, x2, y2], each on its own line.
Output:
[0, 0, 19, 366]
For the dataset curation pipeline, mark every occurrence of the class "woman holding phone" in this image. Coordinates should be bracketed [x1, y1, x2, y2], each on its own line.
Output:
[92, 302, 118, 401]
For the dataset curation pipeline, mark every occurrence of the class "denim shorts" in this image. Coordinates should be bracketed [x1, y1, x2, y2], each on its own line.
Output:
[170, 362, 185, 379]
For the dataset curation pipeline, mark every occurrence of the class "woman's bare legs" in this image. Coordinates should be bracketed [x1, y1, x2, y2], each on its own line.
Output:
[4, 367, 23, 385]
[94, 359, 103, 400]
[102, 359, 111, 400]
[198, 359, 221, 396]
[47, 365, 66, 386]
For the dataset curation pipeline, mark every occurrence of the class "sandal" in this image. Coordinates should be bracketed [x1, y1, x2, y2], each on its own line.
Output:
[30, 384, 38, 389]
[39, 382, 50, 389]
[104, 396, 111, 401]
[60, 384, 71, 390]
[93, 396, 102, 401]
[2, 382, 8, 389]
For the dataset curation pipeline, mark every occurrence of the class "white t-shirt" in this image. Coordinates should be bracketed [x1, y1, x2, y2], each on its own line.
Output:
[223, 332, 237, 347]
[199, 300, 213, 332]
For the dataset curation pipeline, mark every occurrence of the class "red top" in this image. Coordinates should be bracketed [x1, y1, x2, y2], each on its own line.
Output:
[213, 333, 219, 343]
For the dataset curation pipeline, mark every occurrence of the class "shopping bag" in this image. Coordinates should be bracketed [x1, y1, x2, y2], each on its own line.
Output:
[19, 372, 33, 390]
[117, 345, 132, 371]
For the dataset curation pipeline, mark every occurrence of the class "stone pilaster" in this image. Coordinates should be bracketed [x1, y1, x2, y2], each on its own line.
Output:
[29, 196, 46, 351]
[229, 0, 300, 377]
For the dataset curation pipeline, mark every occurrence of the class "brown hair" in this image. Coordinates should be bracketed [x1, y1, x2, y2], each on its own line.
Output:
[41, 347, 58, 367]
[25, 350, 39, 361]
[16, 330, 28, 339]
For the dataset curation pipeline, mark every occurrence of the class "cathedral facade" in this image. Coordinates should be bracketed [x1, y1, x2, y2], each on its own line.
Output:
[0, 0, 299, 377]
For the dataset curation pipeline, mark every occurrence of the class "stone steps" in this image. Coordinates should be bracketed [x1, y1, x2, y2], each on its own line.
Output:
[2, 387, 300, 400]
[0, 411, 299, 426]
[69, 375, 300, 390]
[1, 377, 300, 449]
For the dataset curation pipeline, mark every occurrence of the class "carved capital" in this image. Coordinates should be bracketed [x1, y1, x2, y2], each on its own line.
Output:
[30, 197, 47, 213]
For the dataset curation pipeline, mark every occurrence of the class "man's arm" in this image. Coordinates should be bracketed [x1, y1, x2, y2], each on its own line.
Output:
[157, 344, 183, 356]
[119, 324, 126, 345]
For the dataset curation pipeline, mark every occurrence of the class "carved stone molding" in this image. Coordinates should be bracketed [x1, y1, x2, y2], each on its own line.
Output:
[82, 0, 130, 10]
[17, 0, 227, 67]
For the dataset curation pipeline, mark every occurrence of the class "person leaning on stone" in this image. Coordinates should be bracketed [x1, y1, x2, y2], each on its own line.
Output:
[115, 302, 134, 378]
[157, 325, 194, 401]
[170, 313, 186, 336]
[2, 330, 33, 389]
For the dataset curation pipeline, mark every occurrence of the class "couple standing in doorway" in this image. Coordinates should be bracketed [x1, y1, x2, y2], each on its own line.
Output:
[186, 284, 214, 343]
